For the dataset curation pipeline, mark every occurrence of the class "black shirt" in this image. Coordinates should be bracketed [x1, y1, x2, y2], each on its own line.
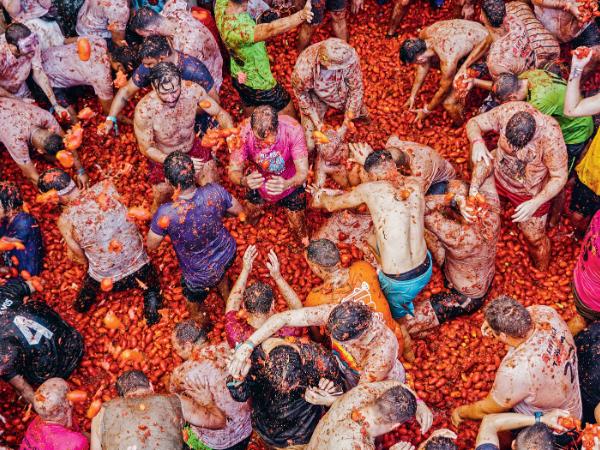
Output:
[576, 322, 600, 423]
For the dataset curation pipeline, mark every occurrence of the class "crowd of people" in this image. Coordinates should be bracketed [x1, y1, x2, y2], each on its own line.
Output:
[1, 0, 600, 447]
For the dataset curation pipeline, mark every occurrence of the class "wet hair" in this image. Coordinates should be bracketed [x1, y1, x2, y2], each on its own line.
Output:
[0, 182, 23, 212]
[506, 111, 536, 149]
[244, 282, 274, 314]
[424, 437, 458, 450]
[116, 370, 151, 396]
[173, 320, 207, 346]
[493, 73, 519, 102]
[514, 423, 554, 449]
[306, 239, 340, 267]
[5, 23, 32, 46]
[43, 133, 65, 156]
[164, 151, 195, 190]
[327, 301, 372, 341]
[150, 61, 181, 87]
[400, 38, 427, 64]
[482, 0, 506, 27]
[485, 295, 532, 338]
[364, 150, 394, 173]
[250, 105, 278, 140]
[130, 7, 161, 33]
[139, 35, 172, 61]
[111, 45, 140, 74]
[34, 378, 69, 420]
[374, 385, 417, 424]
[266, 345, 304, 393]
[38, 168, 72, 193]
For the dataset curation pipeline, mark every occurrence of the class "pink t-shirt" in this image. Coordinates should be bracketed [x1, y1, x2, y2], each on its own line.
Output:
[574, 211, 600, 310]
[76, 0, 130, 39]
[224, 310, 302, 348]
[491, 305, 582, 418]
[20, 416, 89, 450]
[1, 0, 50, 21]
[42, 38, 113, 100]
[0, 97, 61, 165]
[0, 34, 42, 97]
[233, 116, 308, 202]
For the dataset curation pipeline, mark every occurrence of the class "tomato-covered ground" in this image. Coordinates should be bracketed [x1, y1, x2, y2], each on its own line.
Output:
[0, 1, 589, 447]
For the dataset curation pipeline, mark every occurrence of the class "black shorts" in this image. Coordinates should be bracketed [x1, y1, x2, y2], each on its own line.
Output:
[311, 0, 346, 24]
[566, 140, 589, 175]
[571, 20, 600, 48]
[181, 255, 235, 303]
[426, 180, 449, 196]
[246, 186, 306, 211]
[570, 176, 600, 218]
[231, 77, 291, 111]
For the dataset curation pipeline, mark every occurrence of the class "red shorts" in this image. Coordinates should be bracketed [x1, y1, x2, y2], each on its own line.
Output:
[495, 179, 551, 218]
[148, 137, 212, 185]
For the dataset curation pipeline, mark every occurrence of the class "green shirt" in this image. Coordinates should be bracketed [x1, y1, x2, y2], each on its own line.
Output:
[215, 0, 276, 91]
[520, 70, 594, 145]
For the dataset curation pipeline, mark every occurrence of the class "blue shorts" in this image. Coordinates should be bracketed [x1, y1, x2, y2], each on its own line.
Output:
[378, 252, 433, 319]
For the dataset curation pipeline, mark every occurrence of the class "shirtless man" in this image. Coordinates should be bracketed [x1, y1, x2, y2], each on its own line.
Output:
[308, 149, 432, 322]
[76, 0, 129, 48]
[305, 381, 417, 450]
[400, 19, 490, 124]
[468, 101, 567, 271]
[531, 0, 600, 45]
[134, 62, 233, 210]
[1, 0, 64, 50]
[0, 97, 88, 187]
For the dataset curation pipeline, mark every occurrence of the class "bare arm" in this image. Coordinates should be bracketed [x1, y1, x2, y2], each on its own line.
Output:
[179, 396, 226, 430]
[469, 159, 494, 197]
[57, 216, 87, 264]
[31, 66, 60, 110]
[406, 63, 430, 109]
[146, 229, 165, 252]
[311, 184, 366, 212]
[452, 395, 509, 424]
[565, 53, 600, 117]
[8, 375, 35, 404]
[226, 196, 244, 216]
[532, 147, 568, 204]
[287, 157, 309, 189]
[1, 0, 21, 18]
[459, 35, 493, 71]
[197, 92, 234, 129]
[476, 410, 568, 446]
[0, 85, 16, 97]
[226, 245, 256, 313]
[267, 250, 303, 310]
[16, 161, 40, 185]
[253, 3, 311, 42]
[107, 79, 139, 121]
[110, 29, 126, 47]
[426, 61, 455, 112]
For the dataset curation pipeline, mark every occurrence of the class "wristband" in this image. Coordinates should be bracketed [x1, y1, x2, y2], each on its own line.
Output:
[49, 105, 57, 114]
[243, 340, 255, 350]
[534, 411, 543, 423]
[76, 167, 86, 176]
[106, 116, 119, 135]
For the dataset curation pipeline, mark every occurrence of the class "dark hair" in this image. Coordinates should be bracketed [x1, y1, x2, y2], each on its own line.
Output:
[364, 150, 394, 173]
[116, 370, 151, 396]
[111, 45, 140, 74]
[485, 295, 532, 338]
[38, 168, 72, 193]
[307, 239, 340, 267]
[424, 437, 458, 450]
[244, 282, 274, 314]
[164, 152, 195, 190]
[250, 105, 278, 140]
[266, 345, 304, 393]
[43, 133, 65, 156]
[482, 0, 506, 27]
[493, 73, 519, 102]
[5, 23, 32, 46]
[514, 423, 554, 449]
[399, 38, 427, 64]
[375, 385, 417, 424]
[327, 301, 372, 341]
[0, 182, 23, 212]
[174, 320, 207, 345]
[139, 35, 172, 61]
[130, 7, 161, 33]
[150, 61, 180, 86]
[506, 111, 536, 149]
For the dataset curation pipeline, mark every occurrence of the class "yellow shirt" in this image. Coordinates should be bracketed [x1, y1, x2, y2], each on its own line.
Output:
[576, 131, 600, 195]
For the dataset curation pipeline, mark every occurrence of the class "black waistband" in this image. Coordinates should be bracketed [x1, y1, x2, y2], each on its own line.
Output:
[383, 253, 431, 281]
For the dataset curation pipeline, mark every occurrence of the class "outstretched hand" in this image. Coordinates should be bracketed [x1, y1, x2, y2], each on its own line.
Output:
[242, 245, 258, 272]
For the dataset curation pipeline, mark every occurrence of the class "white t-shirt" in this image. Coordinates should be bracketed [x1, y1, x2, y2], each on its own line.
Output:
[490, 306, 582, 418]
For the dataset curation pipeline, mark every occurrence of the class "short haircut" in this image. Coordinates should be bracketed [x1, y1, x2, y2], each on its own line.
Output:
[364, 150, 394, 173]
[0, 182, 23, 212]
[306, 239, 340, 267]
[139, 35, 172, 61]
[374, 385, 417, 424]
[44, 133, 65, 156]
[327, 300, 372, 341]
[5, 23, 32, 46]
[130, 7, 161, 32]
[150, 61, 181, 87]
[244, 282, 274, 314]
[173, 320, 207, 346]
[506, 111, 536, 149]
[38, 168, 72, 193]
[266, 345, 304, 392]
[164, 151, 195, 190]
[400, 38, 427, 64]
[111, 45, 140, 74]
[514, 423, 554, 449]
[493, 73, 519, 102]
[250, 105, 278, 140]
[485, 295, 532, 338]
[482, 0, 506, 27]
[116, 370, 151, 396]
[424, 437, 458, 450]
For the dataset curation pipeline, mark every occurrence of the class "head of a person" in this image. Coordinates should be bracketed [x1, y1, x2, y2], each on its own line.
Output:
[171, 320, 208, 360]
[327, 300, 373, 342]
[481, 0, 506, 28]
[164, 151, 195, 191]
[139, 35, 173, 68]
[33, 378, 72, 426]
[130, 7, 163, 36]
[38, 168, 77, 202]
[31, 130, 64, 156]
[364, 150, 396, 181]
[116, 370, 152, 397]
[0, 182, 23, 217]
[305, 239, 341, 279]
[400, 38, 429, 65]
[424, 437, 458, 450]
[384, 138, 410, 171]
[483, 295, 533, 345]
[250, 105, 278, 148]
[368, 385, 417, 435]
[265, 344, 304, 394]
[493, 73, 527, 102]
[110, 45, 140, 75]
[505, 111, 536, 151]
[228, 0, 249, 7]
[318, 39, 353, 70]
[513, 423, 554, 450]
[244, 282, 275, 316]
[150, 62, 181, 107]
[5, 23, 37, 57]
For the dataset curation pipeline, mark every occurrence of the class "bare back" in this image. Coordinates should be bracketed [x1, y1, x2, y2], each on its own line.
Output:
[423, 19, 488, 68]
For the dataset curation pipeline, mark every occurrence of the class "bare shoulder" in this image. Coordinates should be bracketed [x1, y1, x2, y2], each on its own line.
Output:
[134, 92, 158, 119]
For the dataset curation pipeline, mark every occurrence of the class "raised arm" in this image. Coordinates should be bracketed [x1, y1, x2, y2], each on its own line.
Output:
[226, 245, 257, 313]
[267, 249, 303, 310]
[253, 1, 313, 42]
[565, 50, 600, 117]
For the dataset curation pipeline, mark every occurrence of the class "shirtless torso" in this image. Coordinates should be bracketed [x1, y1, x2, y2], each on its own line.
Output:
[422, 19, 489, 68]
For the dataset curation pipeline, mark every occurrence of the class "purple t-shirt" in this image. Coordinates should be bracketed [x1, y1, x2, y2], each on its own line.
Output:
[20, 416, 89, 450]
[150, 183, 236, 289]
